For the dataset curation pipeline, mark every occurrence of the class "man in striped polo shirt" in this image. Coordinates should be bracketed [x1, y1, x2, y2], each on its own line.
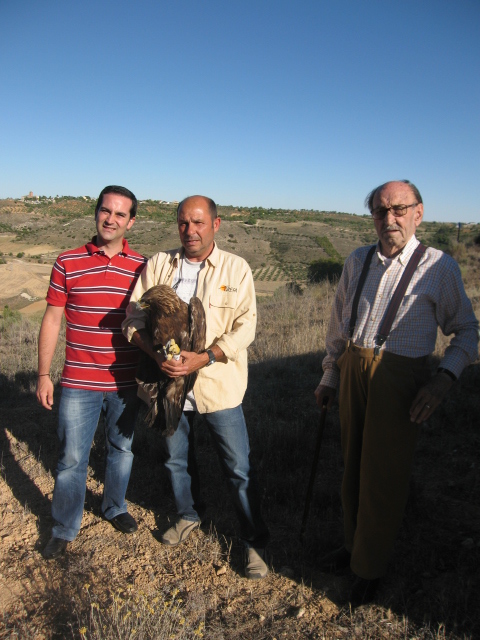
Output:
[37, 185, 147, 559]
[315, 180, 478, 605]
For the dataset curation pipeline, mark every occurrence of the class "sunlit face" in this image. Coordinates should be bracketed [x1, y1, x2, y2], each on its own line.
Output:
[95, 193, 135, 248]
[177, 197, 220, 262]
[372, 182, 423, 257]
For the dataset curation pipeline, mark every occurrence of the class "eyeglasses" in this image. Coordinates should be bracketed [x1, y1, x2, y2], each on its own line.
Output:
[371, 203, 418, 220]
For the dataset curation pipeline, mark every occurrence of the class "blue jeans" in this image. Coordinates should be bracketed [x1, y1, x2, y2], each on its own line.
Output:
[162, 405, 269, 547]
[51, 387, 139, 541]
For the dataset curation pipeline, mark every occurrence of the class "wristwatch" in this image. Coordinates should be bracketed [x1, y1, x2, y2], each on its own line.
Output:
[205, 349, 216, 367]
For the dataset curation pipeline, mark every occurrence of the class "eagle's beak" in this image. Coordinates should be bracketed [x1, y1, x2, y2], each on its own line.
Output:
[136, 300, 149, 311]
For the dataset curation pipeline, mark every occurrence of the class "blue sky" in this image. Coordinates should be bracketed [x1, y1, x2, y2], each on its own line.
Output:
[1, 0, 478, 222]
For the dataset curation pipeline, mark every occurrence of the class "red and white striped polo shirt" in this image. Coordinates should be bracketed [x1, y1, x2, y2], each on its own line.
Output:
[46, 238, 147, 391]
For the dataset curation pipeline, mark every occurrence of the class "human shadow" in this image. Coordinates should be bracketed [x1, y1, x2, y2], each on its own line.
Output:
[0, 371, 60, 544]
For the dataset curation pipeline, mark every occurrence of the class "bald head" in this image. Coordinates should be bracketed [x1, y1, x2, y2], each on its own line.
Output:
[177, 195, 218, 221]
[365, 180, 422, 212]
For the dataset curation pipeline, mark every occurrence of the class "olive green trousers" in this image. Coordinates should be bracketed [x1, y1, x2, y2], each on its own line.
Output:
[338, 343, 430, 579]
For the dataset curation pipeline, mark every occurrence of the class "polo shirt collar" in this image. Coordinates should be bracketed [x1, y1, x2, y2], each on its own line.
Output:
[86, 237, 131, 256]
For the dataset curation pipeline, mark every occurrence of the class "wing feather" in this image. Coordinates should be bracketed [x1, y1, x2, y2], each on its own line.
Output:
[137, 287, 207, 437]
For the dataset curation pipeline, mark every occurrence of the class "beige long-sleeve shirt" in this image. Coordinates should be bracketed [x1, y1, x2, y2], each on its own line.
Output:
[121, 243, 256, 413]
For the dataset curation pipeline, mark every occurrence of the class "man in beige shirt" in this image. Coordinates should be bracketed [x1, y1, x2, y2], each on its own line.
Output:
[122, 195, 269, 579]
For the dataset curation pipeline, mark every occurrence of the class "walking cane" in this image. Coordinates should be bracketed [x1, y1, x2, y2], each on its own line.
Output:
[300, 397, 329, 542]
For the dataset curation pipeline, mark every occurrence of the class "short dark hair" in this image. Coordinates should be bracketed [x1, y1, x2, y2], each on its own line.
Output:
[364, 180, 423, 212]
[95, 185, 138, 218]
[177, 196, 218, 221]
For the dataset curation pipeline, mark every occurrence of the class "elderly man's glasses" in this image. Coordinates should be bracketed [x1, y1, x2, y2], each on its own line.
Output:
[371, 203, 418, 220]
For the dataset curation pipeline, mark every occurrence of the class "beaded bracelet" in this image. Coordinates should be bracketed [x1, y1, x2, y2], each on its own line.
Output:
[38, 373, 50, 377]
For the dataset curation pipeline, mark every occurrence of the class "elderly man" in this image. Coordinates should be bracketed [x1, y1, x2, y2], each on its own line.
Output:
[315, 180, 478, 605]
[37, 185, 146, 559]
[122, 195, 269, 579]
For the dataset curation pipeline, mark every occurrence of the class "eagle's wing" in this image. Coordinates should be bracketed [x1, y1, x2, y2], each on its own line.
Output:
[136, 287, 207, 438]
[179, 297, 207, 408]
[189, 296, 207, 354]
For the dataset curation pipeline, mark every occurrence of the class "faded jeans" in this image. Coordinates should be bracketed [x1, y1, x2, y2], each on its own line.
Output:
[51, 386, 139, 541]
[162, 405, 269, 547]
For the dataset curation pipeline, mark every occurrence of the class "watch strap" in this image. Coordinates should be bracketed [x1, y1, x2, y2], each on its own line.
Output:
[206, 349, 216, 366]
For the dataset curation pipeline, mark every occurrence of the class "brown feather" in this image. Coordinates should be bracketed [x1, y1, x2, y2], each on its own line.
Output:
[135, 285, 206, 436]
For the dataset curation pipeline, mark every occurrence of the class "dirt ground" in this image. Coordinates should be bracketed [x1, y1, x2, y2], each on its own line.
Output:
[0, 259, 52, 307]
[0, 396, 347, 639]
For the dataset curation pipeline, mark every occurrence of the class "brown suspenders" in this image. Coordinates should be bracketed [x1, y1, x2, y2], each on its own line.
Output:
[348, 243, 427, 355]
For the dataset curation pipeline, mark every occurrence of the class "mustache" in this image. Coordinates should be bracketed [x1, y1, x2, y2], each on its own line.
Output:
[383, 224, 401, 232]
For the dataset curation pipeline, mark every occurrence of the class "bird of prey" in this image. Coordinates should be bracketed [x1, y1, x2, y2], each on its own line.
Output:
[135, 284, 206, 436]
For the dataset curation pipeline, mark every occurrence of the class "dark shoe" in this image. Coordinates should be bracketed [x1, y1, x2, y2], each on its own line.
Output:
[109, 512, 138, 534]
[43, 537, 68, 560]
[318, 546, 351, 572]
[349, 576, 380, 607]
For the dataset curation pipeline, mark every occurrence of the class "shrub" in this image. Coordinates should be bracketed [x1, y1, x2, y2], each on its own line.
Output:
[1, 305, 22, 332]
[314, 236, 342, 261]
[428, 228, 454, 253]
[308, 259, 344, 283]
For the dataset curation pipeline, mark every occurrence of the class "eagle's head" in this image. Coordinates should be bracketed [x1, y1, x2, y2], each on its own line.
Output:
[137, 285, 183, 316]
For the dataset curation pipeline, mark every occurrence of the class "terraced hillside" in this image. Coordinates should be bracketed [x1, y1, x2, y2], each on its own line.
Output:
[0, 198, 477, 307]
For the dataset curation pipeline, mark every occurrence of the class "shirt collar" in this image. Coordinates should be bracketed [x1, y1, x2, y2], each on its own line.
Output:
[375, 235, 420, 266]
[170, 242, 219, 267]
[86, 237, 131, 256]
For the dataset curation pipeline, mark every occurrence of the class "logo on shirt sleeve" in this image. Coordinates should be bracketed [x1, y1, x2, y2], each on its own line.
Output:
[220, 285, 237, 293]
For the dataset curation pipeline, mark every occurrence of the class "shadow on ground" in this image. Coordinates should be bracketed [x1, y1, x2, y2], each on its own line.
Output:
[1, 356, 479, 637]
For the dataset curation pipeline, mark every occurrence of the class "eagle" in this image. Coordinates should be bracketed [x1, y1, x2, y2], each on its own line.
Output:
[135, 284, 206, 437]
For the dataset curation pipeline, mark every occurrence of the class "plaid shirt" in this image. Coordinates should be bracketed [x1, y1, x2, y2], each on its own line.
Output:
[321, 235, 479, 389]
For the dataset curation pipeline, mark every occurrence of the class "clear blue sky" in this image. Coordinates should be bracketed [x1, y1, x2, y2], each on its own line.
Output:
[1, 0, 478, 222]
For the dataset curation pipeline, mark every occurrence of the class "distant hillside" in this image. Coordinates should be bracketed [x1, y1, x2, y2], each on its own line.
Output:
[1, 197, 478, 307]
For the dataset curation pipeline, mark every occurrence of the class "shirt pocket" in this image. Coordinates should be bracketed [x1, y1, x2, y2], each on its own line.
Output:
[207, 290, 237, 336]
[209, 290, 237, 310]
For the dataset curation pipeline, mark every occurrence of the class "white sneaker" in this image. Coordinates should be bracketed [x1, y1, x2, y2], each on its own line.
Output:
[245, 547, 269, 579]
[160, 519, 200, 546]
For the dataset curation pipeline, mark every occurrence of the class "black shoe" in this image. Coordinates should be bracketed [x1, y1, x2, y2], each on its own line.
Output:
[318, 546, 351, 572]
[43, 537, 68, 560]
[109, 512, 138, 534]
[349, 576, 380, 607]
